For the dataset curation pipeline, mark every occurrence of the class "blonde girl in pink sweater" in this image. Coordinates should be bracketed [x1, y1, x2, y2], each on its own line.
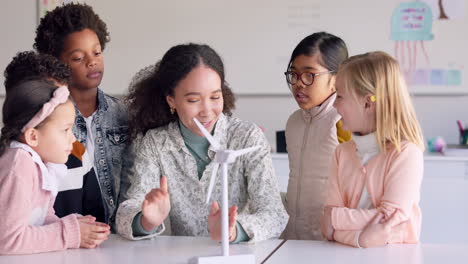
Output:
[321, 51, 425, 248]
[0, 80, 110, 255]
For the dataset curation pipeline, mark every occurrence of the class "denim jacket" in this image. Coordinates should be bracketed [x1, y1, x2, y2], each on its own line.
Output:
[73, 89, 128, 225]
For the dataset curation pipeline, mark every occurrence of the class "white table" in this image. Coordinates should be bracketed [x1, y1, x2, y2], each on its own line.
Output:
[0, 235, 283, 264]
[264, 240, 468, 264]
[2, 235, 468, 263]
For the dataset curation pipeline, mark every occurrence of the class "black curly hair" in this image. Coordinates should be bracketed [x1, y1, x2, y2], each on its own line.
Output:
[34, 3, 109, 58]
[126, 43, 236, 141]
[4, 51, 71, 91]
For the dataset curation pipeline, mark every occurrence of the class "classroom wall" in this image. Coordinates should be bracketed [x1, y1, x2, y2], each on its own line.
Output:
[0, 94, 465, 148]
[234, 95, 467, 149]
[0, 1, 466, 147]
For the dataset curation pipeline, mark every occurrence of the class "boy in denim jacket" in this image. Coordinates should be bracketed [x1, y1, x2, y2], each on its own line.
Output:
[34, 3, 128, 226]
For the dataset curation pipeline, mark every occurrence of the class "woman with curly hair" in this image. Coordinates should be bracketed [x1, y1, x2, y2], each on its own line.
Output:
[116, 43, 288, 243]
[34, 3, 128, 226]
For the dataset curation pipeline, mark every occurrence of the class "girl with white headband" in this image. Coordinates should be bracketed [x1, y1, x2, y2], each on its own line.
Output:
[0, 80, 110, 255]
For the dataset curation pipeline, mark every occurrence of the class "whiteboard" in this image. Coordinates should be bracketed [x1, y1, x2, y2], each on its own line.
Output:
[3, 0, 467, 95]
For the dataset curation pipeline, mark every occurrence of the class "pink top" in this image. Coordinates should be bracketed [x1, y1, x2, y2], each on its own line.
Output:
[0, 146, 80, 255]
[325, 140, 423, 247]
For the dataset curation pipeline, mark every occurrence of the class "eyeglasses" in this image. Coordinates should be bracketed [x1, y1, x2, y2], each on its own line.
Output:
[284, 70, 335, 86]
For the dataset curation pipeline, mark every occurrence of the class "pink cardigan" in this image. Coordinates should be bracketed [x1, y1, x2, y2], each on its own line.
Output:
[325, 140, 423, 247]
[0, 147, 80, 255]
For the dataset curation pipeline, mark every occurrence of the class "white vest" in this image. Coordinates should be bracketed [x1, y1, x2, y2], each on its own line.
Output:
[283, 94, 341, 240]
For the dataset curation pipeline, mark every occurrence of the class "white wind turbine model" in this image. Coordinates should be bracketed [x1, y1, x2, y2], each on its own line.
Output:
[193, 118, 259, 264]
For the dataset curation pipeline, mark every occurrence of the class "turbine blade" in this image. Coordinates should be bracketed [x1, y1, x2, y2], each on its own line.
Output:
[206, 162, 220, 204]
[193, 118, 221, 150]
[231, 145, 261, 158]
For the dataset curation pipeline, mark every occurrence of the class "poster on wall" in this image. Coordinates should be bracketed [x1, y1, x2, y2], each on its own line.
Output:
[391, 0, 466, 94]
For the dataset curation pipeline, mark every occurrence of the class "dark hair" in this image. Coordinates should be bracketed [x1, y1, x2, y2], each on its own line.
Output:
[0, 80, 59, 156]
[34, 3, 110, 57]
[126, 43, 236, 140]
[4, 51, 71, 91]
[287, 32, 348, 79]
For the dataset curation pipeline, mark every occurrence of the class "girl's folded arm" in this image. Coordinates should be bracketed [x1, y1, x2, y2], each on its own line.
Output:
[330, 144, 423, 231]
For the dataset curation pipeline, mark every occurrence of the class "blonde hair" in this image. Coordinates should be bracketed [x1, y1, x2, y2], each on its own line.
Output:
[338, 51, 424, 152]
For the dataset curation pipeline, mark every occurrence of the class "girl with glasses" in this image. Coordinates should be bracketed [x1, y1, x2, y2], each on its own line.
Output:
[282, 32, 350, 240]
